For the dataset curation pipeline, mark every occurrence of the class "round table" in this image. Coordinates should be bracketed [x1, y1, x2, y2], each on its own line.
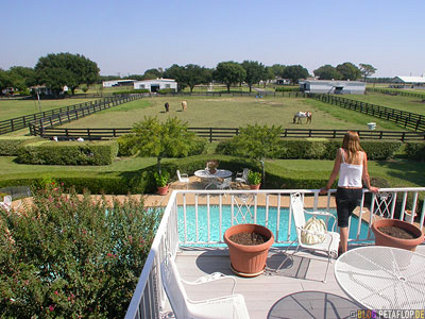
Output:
[334, 246, 425, 311]
[194, 169, 233, 179]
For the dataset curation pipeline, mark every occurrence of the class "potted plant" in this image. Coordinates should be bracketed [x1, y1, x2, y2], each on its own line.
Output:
[154, 171, 170, 196]
[223, 223, 274, 277]
[371, 218, 424, 251]
[206, 160, 219, 174]
[247, 171, 261, 190]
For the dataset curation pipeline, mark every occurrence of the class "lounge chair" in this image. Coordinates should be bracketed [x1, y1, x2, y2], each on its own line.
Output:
[276, 193, 340, 283]
[176, 170, 190, 189]
[161, 254, 250, 318]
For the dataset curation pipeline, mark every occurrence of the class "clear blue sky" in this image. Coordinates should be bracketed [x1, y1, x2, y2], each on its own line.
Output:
[2, 0, 424, 77]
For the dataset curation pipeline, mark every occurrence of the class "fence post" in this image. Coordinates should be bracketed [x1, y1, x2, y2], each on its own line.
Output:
[209, 128, 213, 143]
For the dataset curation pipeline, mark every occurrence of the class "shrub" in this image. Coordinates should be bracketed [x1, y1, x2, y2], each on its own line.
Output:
[0, 136, 41, 156]
[0, 184, 161, 318]
[360, 140, 402, 160]
[16, 140, 118, 165]
[275, 86, 300, 92]
[157, 88, 176, 94]
[112, 89, 150, 95]
[405, 142, 425, 161]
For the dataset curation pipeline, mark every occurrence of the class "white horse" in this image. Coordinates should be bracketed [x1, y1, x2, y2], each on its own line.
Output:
[293, 111, 312, 124]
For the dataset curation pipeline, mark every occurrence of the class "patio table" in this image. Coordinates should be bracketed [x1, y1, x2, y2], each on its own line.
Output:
[334, 246, 425, 311]
[194, 169, 233, 189]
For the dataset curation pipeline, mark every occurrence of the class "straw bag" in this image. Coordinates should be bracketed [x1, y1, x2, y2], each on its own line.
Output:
[301, 217, 327, 245]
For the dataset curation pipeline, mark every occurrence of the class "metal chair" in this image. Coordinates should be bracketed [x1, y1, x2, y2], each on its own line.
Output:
[176, 170, 190, 189]
[276, 193, 340, 283]
[0, 195, 12, 212]
[235, 168, 249, 186]
[160, 254, 250, 319]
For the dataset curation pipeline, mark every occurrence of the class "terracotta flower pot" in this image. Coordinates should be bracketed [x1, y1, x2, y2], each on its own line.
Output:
[371, 219, 424, 252]
[157, 185, 169, 196]
[223, 224, 274, 277]
[249, 184, 261, 190]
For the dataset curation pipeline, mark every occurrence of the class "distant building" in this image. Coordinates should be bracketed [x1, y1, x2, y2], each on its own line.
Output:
[299, 80, 366, 94]
[102, 79, 136, 88]
[133, 78, 177, 92]
[392, 76, 425, 87]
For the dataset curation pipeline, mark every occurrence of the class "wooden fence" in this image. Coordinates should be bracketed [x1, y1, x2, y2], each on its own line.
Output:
[366, 87, 425, 99]
[0, 94, 144, 135]
[312, 94, 425, 132]
[28, 126, 425, 142]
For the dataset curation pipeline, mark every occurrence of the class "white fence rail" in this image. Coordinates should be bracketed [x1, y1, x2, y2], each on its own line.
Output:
[124, 188, 425, 319]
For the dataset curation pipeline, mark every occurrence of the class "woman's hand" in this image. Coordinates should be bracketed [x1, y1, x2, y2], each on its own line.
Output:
[368, 186, 379, 193]
[319, 187, 329, 194]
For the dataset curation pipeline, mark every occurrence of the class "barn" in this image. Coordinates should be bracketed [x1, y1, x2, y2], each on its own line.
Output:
[299, 80, 366, 94]
[133, 78, 177, 92]
[392, 76, 425, 88]
[102, 79, 136, 88]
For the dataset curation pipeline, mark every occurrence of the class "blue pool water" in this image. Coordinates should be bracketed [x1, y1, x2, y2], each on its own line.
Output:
[177, 205, 371, 246]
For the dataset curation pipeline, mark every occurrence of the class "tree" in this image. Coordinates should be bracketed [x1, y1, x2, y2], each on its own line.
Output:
[313, 65, 342, 80]
[0, 69, 12, 93]
[241, 61, 266, 92]
[181, 64, 211, 92]
[126, 116, 199, 174]
[142, 68, 163, 80]
[8, 66, 37, 89]
[269, 64, 286, 78]
[282, 65, 309, 84]
[35, 53, 100, 95]
[359, 63, 377, 82]
[213, 61, 246, 92]
[336, 62, 361, 81]
[232, 124, 283, 184]
[163, 64, 186, 91]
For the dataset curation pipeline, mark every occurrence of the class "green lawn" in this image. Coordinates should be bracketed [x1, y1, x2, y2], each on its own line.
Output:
[0, 98, 98, 120]
[57, 96, 405, 131]
[344, 92, 425, 115]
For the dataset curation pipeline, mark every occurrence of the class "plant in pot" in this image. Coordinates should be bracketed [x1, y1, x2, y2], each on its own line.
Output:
[223, 223, 274, 277]
[371, 218, 424, 251]
[247, 171, 261, 190]
[154, 171, 170, 196]
[206, 160, 219, 174]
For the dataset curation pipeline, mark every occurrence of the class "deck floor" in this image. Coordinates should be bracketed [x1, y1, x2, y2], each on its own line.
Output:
[167, 245, 425, 319]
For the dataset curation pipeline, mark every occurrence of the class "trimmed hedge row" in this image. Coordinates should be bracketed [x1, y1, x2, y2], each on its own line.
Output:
[16, 140, 119, 165]
[405, 142, 425, 161]
[112, 89, 150, 95]
[217, 138, 403, 160]
[0, 136, 42, 156]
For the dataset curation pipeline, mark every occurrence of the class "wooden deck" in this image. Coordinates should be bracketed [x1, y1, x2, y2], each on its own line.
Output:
[165, 245, 425, 319]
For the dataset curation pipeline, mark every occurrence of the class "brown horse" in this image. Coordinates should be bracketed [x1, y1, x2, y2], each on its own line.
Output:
[293, 111, 312, 124]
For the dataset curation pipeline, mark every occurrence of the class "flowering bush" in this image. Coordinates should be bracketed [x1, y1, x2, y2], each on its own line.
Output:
[0, 183, 161, 318]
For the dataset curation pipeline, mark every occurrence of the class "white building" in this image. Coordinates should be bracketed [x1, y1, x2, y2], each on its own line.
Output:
[392, 76, 425, 87]
[133, 78, 177, 92]
[102, 79, 136, 88]
[300, 80, 366, 94]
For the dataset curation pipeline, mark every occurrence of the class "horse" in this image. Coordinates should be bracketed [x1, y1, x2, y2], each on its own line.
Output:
[181, 100, 187, 111]
[293, 111, 312, 124]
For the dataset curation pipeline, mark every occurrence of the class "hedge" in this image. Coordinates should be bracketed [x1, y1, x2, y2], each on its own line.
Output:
[16, 140, 119, 165]
[112, 89, 150, 95]
[404, 142, 425, 161]
[0, 136, 42, 156]
[217, 138, 402, 160]
[275, 86, 300, 92]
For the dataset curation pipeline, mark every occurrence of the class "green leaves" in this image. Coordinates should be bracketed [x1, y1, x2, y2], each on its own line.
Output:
[0, 185, 160, 318]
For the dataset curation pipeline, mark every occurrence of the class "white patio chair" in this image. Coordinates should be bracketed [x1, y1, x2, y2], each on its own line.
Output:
[235, 168, 249, 186]
[176, 170, 190, 189]
[161, 255, 250, 319]
[0, 195, 12, 212]
[216, 178, 232, 190]
[275, 193, 340, 283]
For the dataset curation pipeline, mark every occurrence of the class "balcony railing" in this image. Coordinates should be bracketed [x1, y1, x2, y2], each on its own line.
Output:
[124, 187, 425, 319]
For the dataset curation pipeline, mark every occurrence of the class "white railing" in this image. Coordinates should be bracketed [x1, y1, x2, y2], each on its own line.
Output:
[124, 187, 425, 319]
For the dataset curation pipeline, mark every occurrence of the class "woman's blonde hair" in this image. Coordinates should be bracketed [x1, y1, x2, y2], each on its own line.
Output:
[342, 131, 363, 162]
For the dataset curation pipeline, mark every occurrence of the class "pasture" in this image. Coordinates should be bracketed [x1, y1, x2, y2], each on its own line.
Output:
[56, 96, 404, 131]
[0, 97, 97, 120]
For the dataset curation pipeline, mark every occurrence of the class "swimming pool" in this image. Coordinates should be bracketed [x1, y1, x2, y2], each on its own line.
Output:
[178, 205, 372, 246]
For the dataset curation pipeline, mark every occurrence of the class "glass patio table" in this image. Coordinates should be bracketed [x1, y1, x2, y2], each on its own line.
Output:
[194, 169, 233, 189]
[334, 246, 425, 311]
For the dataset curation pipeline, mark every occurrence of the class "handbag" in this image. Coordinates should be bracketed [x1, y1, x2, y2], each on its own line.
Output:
[301, 216, 327, 245]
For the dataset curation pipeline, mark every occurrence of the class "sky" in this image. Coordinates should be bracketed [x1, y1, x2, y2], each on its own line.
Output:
[1, 0, 425, 78]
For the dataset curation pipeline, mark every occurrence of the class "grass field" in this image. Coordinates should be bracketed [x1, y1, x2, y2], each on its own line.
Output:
[57, 96, 404, 131]
[0, 97, 98, 120]
[345, 92, 425, 115]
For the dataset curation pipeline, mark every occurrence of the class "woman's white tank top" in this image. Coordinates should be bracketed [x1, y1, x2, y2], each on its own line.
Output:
[338, 148, 363, 188]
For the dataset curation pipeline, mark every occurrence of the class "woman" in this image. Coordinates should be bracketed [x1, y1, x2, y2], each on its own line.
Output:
[320, 131, 379, 254]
